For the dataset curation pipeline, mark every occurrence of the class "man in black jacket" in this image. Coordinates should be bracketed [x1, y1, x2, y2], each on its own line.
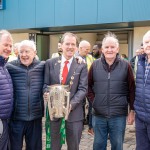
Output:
[88, 32, 135, 150]
[6, 40, 45, 150]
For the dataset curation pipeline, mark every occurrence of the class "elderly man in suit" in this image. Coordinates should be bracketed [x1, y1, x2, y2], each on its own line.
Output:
[43, 32, 88, 150]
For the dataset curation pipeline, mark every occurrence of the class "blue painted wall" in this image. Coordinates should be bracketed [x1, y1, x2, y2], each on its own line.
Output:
[36, 0, 55, 27]
[3, 0, 19, 29]
[75, 0, 97, 25]
[97, 0, 122, 23]
[0, 0, 150, 30]
[123, 0, 150, 22]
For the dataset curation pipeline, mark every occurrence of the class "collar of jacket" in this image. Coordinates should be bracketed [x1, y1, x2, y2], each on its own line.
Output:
[18, 57, 39, 68]
[0, 56, 8, 66]
[138, 53, 146, 61]
[101, 53, 120, 72]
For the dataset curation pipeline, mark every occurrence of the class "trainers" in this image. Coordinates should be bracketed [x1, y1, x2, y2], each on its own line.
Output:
[88, 128, 94, 136]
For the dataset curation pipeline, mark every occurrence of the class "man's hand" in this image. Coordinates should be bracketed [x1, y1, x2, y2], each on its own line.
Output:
[127, 110, 135, 125]
[75, 56, 86, 64]
[68, 104, 72, 114]
[43, 92, 49, 103]
[136, 48, 144, 55]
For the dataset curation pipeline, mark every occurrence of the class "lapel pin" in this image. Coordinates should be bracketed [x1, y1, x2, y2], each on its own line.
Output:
[70, 81, 73, 85]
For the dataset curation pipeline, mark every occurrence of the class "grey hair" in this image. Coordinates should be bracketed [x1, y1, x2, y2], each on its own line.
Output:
[19, 40, 36, 51]
[102, 32, 119, 48]
[0, 29, 13, 42]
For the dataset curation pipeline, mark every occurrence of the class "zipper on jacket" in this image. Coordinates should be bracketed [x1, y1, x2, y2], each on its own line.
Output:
[143, 83, 147, 122]
[107, 72, 110, 117]
[108, 72, 110, 79]
[27, 69, 30, 120]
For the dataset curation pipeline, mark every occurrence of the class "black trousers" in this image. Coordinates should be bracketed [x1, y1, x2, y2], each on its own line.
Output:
[0, 119, 10, 150]
[9, 118, 42, 150]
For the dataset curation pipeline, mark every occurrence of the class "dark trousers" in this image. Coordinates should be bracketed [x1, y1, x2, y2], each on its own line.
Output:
[50, 119, 83, 150]
[9, 118, 42, 150]
[82, 97, 86, 122]
[88, 100, 93, 129]
[135, 115, 150, 150]
[0, 119, 10, 150]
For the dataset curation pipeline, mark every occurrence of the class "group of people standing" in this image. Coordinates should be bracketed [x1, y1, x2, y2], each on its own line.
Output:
[0, 29, 150, 150]
[0, 30, 44, 150]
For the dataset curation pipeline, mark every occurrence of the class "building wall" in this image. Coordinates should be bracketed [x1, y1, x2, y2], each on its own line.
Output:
[11, 33, 28, 44]
[49, 34, 61, 58]
[76, 33, 97, 51]
[133, 26, 150, 55]
[0, 0, 150, 30]
[119, 44, 128, 57]
[10, 26, 150, 59]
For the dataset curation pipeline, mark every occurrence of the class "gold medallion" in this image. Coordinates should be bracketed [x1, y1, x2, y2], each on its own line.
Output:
[71, 76, 74, 80]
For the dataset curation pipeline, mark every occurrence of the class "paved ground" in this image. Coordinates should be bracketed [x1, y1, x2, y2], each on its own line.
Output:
[41, 118, 136, 150]
[62, 124, 135, 150]
[23, 118, 136, 150]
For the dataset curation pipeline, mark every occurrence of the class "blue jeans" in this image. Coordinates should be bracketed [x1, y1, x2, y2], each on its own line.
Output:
[92, 115, 126, 150]
[135, 115, 150, 150]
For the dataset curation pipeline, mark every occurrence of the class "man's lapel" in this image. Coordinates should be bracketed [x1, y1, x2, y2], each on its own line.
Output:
[66, 57, 78, 84]
[54, 57, 61, 83]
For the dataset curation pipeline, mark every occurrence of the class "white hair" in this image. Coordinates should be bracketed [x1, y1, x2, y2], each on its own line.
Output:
[0, 29, 13, 42]
[143, 30, 150, 43]
[19, 40, 36, 51]
[102, 32, 119, 48]
[79, 40, 91, 48]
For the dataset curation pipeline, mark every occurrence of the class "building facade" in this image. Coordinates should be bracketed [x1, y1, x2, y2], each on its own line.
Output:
[0, 0, 150, 60]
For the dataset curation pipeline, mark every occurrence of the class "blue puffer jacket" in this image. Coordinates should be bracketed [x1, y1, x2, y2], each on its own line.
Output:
[6, 58, 45, 121]
[134, 54, 150, 123]
[0, 56, 13, 119]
